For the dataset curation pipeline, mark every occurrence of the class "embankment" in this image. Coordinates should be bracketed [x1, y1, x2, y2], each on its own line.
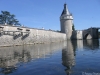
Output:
[0, 25, 66, 46]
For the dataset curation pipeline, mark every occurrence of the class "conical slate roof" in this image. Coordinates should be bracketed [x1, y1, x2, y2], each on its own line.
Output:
[60, 3, 73, 20]
[61, 3, 70, 16]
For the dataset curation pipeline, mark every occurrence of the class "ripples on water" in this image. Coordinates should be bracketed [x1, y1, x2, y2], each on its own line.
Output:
[0, 39, 100, 75]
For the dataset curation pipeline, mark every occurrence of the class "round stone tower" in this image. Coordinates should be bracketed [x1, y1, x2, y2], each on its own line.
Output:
[60, 3, 73, 39]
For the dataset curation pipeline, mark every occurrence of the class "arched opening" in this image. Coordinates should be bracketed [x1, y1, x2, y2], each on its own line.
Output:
[84, 33, 92, 39]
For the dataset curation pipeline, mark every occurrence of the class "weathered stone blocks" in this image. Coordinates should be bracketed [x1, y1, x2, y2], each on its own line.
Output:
[0, 25, 66, 46]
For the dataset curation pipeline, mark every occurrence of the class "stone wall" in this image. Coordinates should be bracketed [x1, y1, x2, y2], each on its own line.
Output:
[72, 30, 83, 40]
[0, 25, 66, 46]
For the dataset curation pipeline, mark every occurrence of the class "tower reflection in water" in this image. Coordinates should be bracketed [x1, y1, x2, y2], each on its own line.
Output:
[62, 39, 99, 75]
[0, 39, 99, 75]
[62, 40, 75, 75]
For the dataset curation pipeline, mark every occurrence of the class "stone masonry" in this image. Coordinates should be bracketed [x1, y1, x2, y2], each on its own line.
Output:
[0, 25, 66, 46]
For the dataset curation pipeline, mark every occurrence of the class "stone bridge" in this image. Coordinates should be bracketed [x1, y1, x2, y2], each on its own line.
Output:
[83, 27, 100, 39]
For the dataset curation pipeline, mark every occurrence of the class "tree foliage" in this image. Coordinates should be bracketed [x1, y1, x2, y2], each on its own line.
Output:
[0, 11, 21, 26]
[72, 24, 75, 31]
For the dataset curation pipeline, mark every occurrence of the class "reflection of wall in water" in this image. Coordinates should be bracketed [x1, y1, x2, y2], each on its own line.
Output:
[69, 40, 83, 52]
[0, 42, 66, 70]
[76, 40, 83, 50]
[62, 40, 75, 75]
[99, 39, 100, 48]
[83, 40, 99, 49]
[71, 39, 99, 51]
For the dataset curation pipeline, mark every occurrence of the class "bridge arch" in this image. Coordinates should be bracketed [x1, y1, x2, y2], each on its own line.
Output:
[84, 33, 92, 39]
[83, 27, 100, 39]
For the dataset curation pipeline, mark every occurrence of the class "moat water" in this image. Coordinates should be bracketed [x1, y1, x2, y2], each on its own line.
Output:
[0, 39, 100, 75]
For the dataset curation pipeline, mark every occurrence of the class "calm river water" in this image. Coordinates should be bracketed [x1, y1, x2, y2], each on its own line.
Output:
[0, 39, 100, 75]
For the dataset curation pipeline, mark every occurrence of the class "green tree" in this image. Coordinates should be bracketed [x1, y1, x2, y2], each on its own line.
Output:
[72, 24, 75, 31]
[0, 11, 21, 26]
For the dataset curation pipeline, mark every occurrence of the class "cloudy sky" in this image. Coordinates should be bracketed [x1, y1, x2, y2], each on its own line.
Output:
[0, 0, 100, 31]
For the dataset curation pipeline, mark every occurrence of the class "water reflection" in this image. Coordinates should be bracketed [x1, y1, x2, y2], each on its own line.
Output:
[83, 39, 99, 50]
[62, 40, 75, 75]
[62, 39, 99, 75]
[0, 42, 66, 74]
[69, 39, 99, 50]
[0, 39, 99, 75]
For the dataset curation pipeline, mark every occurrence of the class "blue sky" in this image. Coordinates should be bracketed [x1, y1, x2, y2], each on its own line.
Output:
[0, 0, 100, 31]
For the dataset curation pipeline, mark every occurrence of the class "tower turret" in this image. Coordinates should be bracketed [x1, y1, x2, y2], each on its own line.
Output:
[60, 3, 73, 39]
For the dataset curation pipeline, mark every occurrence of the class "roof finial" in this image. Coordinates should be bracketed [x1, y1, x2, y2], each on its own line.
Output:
[64, 3, 66, 9]
[63, 0, 66, 8]
[64, 3, 67, 14]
